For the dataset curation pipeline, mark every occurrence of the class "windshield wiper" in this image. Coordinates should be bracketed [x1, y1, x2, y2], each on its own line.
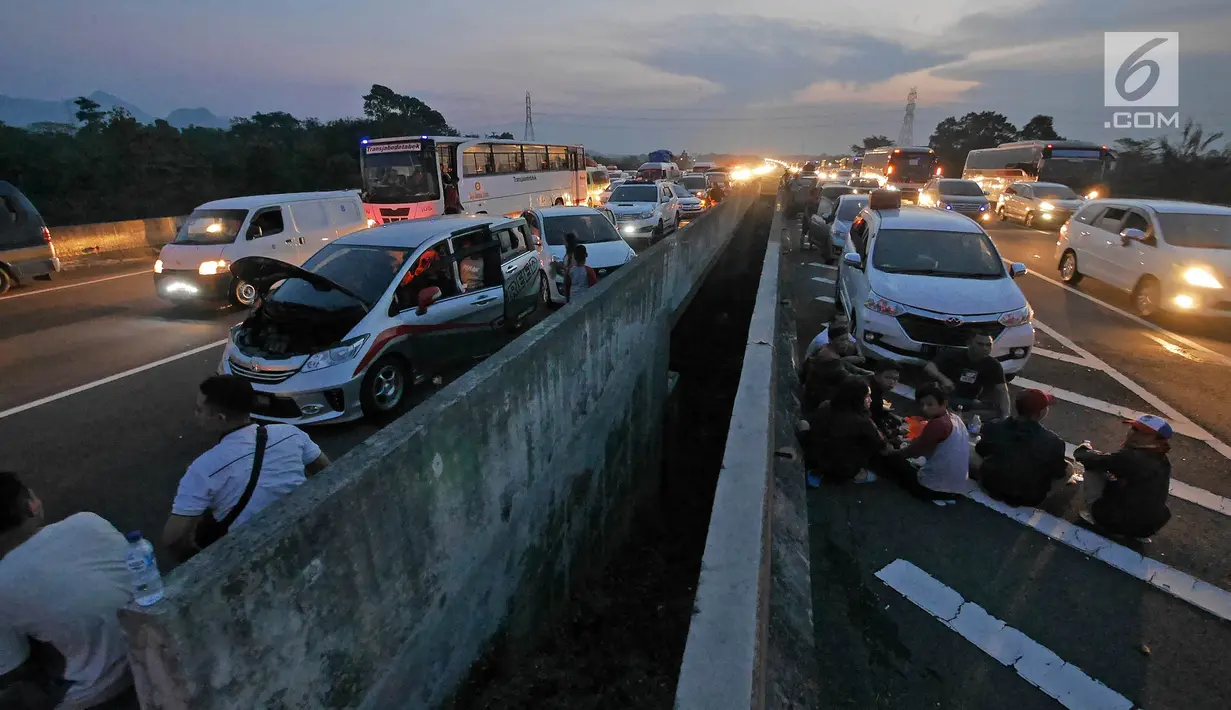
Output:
[883, 268, 1001, 278]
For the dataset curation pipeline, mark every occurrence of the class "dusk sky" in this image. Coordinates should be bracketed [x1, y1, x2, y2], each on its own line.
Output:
[5, 0, 1230, 155]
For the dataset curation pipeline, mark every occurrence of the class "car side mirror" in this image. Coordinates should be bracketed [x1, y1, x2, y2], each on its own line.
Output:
[1121, 228, 1146, 245]
[842, 252, 863, 270]
[416, 286, 442, 315]
[1009, 262, 1027, 279]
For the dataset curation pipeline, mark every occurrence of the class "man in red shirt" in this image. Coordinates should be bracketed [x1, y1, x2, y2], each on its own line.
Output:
[879, 384, 971, 504]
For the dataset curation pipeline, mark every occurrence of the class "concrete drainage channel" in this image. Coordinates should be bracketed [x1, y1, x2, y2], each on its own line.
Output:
[446, 195, 777, 709]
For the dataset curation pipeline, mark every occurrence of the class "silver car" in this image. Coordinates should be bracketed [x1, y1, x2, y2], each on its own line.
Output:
[997, 181, 1085, 230]
[671, 182, 705, 220]
[920, 178, 993, 224]
[816, 194, 870, 263]
[220, 215, 542, 424]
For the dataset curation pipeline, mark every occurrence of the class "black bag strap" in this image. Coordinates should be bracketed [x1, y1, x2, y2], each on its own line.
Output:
[219, 424, 268, 532]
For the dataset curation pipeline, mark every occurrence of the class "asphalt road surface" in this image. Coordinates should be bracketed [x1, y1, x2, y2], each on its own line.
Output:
[0, 261, 552, 570]
[791, 209, 1231, 709]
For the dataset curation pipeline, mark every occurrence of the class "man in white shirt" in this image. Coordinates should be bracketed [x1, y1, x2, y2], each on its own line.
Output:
[0, 472, 133, 709]
[162, 375, 330, 563]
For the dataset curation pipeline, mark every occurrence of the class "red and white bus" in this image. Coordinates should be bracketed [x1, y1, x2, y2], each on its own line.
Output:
[858, 146, 940, 203]
[360, 136, 589, 225]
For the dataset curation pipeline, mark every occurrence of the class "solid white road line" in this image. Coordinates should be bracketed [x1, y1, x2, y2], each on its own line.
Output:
[1033, 320, 1231, 463]
[811, 276, 835, 284]
[0, 340, 227, 421]
[876, 559, 1133, 710]
[0, 269, 151, 301]
[1023, 266, 1231, 367]
[1032, 347, 1095, 368]
[1012, 376, 1204, 439]
[807, 262, 837, 271]
[965, 486, 1231, 622]
[815, 296, 836, 304]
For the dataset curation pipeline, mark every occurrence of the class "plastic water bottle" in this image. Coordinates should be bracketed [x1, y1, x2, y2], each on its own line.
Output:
[125, 531, 165, 606]
[968, 414, 982, 436]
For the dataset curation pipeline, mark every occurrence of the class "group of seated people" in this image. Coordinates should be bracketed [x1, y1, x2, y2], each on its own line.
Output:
[798, 319, 1174, 541]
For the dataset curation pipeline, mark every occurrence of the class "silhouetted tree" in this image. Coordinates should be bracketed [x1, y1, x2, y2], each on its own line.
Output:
[929, 112, 1019, 176]
[850, 135, 893, 156]
[73, 97, 105, 126]
[486, 131, 515, 139]
[1018, 115, 1063, 141]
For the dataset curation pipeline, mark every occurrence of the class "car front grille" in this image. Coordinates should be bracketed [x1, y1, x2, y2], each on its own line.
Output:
[896, 313, 1004, 347]
[949, 203, 983, 213]
[230, 359, 299, 384]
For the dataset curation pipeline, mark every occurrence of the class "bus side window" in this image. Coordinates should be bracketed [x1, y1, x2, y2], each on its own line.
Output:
[464, 145, 492, 176]
[549, 147, 568, 171]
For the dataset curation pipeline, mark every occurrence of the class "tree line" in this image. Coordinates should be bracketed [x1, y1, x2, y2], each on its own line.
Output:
[854, 112, 1229, 205]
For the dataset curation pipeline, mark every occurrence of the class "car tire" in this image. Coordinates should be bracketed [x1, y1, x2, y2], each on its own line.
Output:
[654, 219, 664, 240]
[0, 265, 13, 295]
[360, 355, 409, 419]
[998, 206, 1008, 221]
[229, 278, 258, 309]
[1131, 276, 1162, 318]
[1025, 211, 1036, 228]
[1059, 250, 1083, 285]
[539, 272, 554, 306]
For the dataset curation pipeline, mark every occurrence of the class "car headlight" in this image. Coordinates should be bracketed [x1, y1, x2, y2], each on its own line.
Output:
[1039, 202, 1055, 211]
[998, 304, 1033, 327]
[979, 204, 989, 211]
[638, 211, 654, 219]
[1086, 190, 1100, 200]
[863, 292, 907, 317]
[154, 259, 164, 274]
[884, 185, 899, 191]
[301, 335, 369, 373]
[198, 260, 228, 275]
[1183, 266, 1224, 289]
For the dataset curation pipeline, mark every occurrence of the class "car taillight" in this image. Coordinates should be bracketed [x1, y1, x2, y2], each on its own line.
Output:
[41, 226, 52, 243]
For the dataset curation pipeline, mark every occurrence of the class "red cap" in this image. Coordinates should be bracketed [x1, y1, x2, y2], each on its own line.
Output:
[1015, 388, 1056, 416]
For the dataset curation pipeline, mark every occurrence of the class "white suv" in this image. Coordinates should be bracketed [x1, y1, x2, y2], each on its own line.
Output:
[837, 192, 1035, 374]
[604, 180, 681, 245]
[1056, 199, 1231, 317]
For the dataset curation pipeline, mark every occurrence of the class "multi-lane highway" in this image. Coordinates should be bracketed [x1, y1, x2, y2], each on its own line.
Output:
[795, 216, 1231, 709]
[0, 263, 538, 569]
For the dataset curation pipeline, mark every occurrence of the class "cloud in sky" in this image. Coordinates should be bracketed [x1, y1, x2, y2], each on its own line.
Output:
[2, 0, 1228, 154]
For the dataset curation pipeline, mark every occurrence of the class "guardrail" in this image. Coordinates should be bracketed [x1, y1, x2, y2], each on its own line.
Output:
[50, 216, 185, 267]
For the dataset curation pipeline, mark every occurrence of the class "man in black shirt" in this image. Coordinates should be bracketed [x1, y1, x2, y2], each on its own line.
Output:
[866, 361, 905, 443]
[923, 332, 1010, 419]
[974, 389, 1069, 507]
[1075, 415, 1173, 541]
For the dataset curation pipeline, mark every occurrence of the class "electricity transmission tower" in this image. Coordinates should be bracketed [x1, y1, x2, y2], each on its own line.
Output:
[896, 87, 917, 147]
[524, 92, 535, 142]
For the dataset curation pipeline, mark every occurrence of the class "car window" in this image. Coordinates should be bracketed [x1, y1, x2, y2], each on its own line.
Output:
[1122, 211, 1154, 242]
[279, 244, 411, 310]
[939, 180, 984, 196]
[543, 213, 622, 246]
[836, 198, 869, 221]
[496, 226, 530, 260]
[821, 186, 854, 200]
[1072, 204, 1102, 224]
[871, 229, 1003, 278]
[672, 184, 692, 198]
[850, 217, 870, 259]
[1156, 212, 1231, 249]
[395, 240, 459, 310]
[450, 231, 503, 293]
[175, 209, 248, 245]
[609, 185, 658, 203]
[1095, 207, 1128, 233]
[247, 208, 285, 239]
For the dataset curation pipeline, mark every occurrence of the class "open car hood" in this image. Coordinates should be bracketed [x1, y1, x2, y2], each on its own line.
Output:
[230, 256, 369, 311]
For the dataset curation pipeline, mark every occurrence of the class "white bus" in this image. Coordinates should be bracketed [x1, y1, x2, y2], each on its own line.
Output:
[360, 136, 588, 225]
[859, 146, 939, 203]
[963, 140, 1112, 200]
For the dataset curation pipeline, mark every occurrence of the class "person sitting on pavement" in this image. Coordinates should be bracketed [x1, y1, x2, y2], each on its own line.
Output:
[880, 384, 970, 504]
[802, 316, 855, 366]
[1074, 415, 1174, 541]
[973, 389, 1070, 508]
[162, 376, 331, 563]
[0, 472, 134, 709]
[802, 330, 871, 412]
[923, 332, 1010, 419]
[866, 361, 906, 443]
[802, 378, 896, 488]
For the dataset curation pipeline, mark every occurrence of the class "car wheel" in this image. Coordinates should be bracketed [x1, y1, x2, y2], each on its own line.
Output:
[654, 220, 664, 240]
[539, 272, 553, 306]
[1059, 250, 1083, 285]
[998, 205, 1008, 221]
[1025, 211, 1036, 228]
[0, 266, 13, 295]
[229, 278, 258, 308]
[360, 355, 409, 419]
[1131, 277, 1162, 318]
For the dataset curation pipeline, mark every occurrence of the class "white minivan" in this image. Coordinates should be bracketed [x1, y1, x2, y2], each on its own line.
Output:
[154, 191, 367, 307]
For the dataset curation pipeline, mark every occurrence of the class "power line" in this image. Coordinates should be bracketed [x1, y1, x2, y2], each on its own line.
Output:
[897, 87, 917, 147]
[524, 92, 535, 142]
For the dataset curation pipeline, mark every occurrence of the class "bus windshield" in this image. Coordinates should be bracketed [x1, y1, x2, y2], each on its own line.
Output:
[361, 150, 441, 205]
[889, 153, 938, 182]
[1038, 158, 1105, 188]
[682, 176, 708, 191]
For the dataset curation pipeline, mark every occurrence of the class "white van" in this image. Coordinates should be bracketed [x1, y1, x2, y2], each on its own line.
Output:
[637, 162, 682, 182]
[154, 191, 367, 307]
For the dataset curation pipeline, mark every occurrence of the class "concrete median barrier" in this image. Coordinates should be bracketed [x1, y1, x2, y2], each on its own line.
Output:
[117, 191, 755, 710]
[50, 216, 185, 268]
[674, 200, 819, 710]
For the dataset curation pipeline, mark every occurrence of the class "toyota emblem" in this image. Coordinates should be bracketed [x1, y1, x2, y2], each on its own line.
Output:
[945, 316, 964, 327]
